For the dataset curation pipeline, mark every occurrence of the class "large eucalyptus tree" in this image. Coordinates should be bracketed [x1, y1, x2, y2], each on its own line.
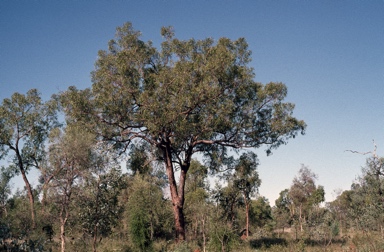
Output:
[61, 22, 306, 241]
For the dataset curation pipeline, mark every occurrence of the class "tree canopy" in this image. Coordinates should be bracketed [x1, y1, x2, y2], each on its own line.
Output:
[61, 22, 306, 241]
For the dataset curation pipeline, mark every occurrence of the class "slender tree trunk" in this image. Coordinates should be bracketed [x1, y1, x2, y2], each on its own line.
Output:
[60, 181, 72, 252]
[93, 179, 100, 252]
[246, 202, 250, 237]
[60, 218, 66, 252]
[19, 164, 36, 228]
[244, 193, 250, 238]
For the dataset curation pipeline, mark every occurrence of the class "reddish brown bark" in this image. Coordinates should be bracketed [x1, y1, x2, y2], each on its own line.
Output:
[162, 142, 189, 241]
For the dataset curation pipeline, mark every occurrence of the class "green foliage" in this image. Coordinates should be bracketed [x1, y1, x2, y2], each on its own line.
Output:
[129, 209, 152, 251]
[212, 183, 242, 225]
[273, 189, 292, 232]
[126, 175, 171, 251]
[6, 192, 33, 237]
[232, 152, 261, 201]
[77, 167, 127, 250]
[0, 89, 57, 164]
[250, 197, 272, 228]
[127, 143, 153, 175]
[0, 89, 58, 226]
[184, 159, 210, 245]
[208, 219, 239, 252]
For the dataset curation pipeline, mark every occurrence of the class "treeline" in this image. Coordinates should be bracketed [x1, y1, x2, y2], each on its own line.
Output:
[0, 22, 383, 251]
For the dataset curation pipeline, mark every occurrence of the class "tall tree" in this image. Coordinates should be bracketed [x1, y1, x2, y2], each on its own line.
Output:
[0, 89, 57, 227]
[61, 22, 306, 241]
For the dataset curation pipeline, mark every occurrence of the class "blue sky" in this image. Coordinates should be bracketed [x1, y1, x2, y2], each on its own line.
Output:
[1, 0, 383, 204]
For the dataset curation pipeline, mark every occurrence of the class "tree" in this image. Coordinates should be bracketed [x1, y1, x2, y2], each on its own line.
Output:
[0, 89, 57, 227]
[232, 152, 261, 238]
[327, 189, 352, 236]
[347, 154, 384, 233]
[47, 125, 96, 252]
[273, 189, 292, 236]
[123, 143, 172, 250]
[250, 196, 272, 229]
[345, 142, 384, 234]
[184, 159, 210, 248]
[125, 175, 170, 251]
[77, 167, 126, 252]
[213, 182, 242, 229]
[289, 165, 325, 232]
[208, 215, 239, 252]
[60, 22, 306, 241]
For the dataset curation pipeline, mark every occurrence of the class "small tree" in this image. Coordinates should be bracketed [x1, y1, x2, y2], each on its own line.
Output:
[77, 167, 126, 252]
[232, 152, 261, 238]
[47, 125, 95, 252]
[289, 165, 325, 233]
[273, 189, 292, 235]
[126, 175, 167, 251]
[184, 160, 209, 248]
[327, 189, 353, 236]
[250, 196, 272, 229]
[350, 155, 384, 233]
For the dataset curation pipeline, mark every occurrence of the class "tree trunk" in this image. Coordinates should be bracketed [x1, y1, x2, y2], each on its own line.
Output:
[60, 219, 66, 252]
[244, 193, 249, 238]
[19, 164, 36, 228]
[60, 184, 70, 252]
[162, 143, 189, 242]
[14, 148, 36, 228]
[172, 200, 186, 241]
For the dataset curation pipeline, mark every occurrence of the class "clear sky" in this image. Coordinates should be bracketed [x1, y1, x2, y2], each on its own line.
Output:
[1, 0, 383, 204]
